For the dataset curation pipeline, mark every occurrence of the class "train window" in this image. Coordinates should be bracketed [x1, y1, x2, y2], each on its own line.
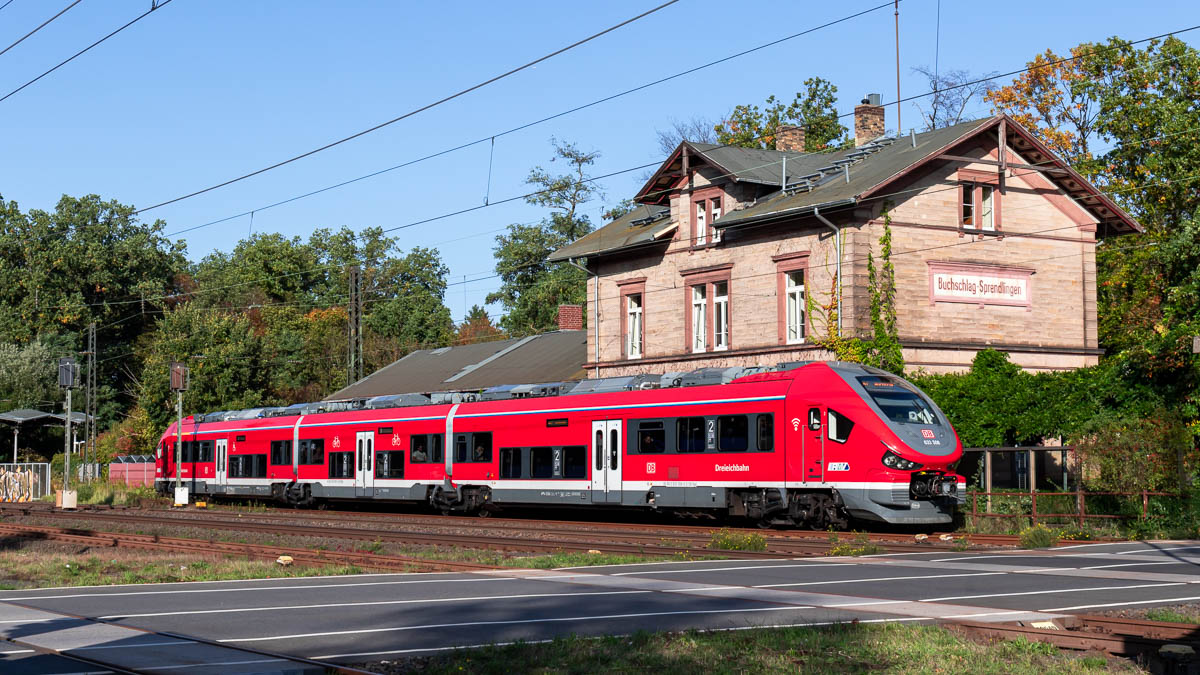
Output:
[676, 418, 705, 453]
[199, 441, 213, 462]
[718, 416, 749, 451]
[328, 451, 354, 478]
[472, 433, 493, 463]
[375, 451, 404, 479]
[530, 447, 554, 479]
[637, 421, 665, 453]
[299, 439, 325, 465]
[431, 434, 444, 463]
[269, 440, 292, 465]
[411, 435, 430, 463]
[595, 431, 603, 471]
[757, 415, 774, 451]
[454, 435, 468, 463]
[562, 446, 586, 479]
[229, 453, 266, 478]
[856, 376, 938, 425]
[499, 447, 522, 479]
[828, 410, 854, 444]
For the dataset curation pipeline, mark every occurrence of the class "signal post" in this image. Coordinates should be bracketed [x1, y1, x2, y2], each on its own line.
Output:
[57, 358, 78, 509]
[171, 361, 189, 507]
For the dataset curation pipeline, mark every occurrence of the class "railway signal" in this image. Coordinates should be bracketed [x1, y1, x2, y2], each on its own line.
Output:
[170, 361, 189, 507]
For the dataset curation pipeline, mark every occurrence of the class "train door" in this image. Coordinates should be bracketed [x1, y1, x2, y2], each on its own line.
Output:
[355, 431, 374, 496]
[590, 420, 622, 503]
[804, 405, 826, 484]
[214, 439, 227, 489]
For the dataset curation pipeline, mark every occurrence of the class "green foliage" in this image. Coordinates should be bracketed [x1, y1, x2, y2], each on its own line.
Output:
[714, 77, 850, 151]
[863, 212, 903, 374]
[707, 528, 767, 552]
[1056, 526, 1095, 541]
[0, 340, 58, 410]
[826, 531, 883, 557]
[1018, 523, 1059, 549]
[488, 139, 597, 334]
[1075, 413, 1193, 492]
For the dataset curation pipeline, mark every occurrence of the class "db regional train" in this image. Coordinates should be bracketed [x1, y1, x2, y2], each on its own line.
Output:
[155, 361, 965, 528]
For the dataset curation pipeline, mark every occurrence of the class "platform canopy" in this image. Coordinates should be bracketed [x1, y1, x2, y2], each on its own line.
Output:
[0, 408, 92, 463]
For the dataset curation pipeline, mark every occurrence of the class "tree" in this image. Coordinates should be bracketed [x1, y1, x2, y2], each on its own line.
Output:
[488, 140, 597, 334]
[713, 77, 849, 151]
[654, 116, 718, 156]
[0, 341, 58, 410]
[457, 305, 504, 344]
[365, 246, 454, 352]
[911, 66, 997, 130]
[191, 233, 318, 309]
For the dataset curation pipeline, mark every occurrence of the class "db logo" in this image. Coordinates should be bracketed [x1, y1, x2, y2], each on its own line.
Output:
[332, 436, 341, 448]
[646, 462, 656, 475]
[391, 434, 402, 447]
[920, 429, 936, 439]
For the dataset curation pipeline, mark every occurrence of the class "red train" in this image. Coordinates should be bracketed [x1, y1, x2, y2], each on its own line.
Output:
[155, 361, 965, 527]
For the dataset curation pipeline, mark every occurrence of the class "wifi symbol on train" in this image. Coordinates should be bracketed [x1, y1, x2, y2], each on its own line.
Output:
[791, 418, 801, 431]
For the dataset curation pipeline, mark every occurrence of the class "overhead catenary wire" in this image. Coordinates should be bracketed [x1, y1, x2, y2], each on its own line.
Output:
[161, 21, 1200, 245]
[159, 1, 898, 238]
[134, 0, 683, 215]
[0, 0, 82, 60]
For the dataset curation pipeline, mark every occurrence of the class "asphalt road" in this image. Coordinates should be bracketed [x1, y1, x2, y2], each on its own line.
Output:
[4, 540, 1200, 671]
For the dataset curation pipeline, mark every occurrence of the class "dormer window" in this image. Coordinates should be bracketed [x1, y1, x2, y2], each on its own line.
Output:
[957, 170, 1001, 233]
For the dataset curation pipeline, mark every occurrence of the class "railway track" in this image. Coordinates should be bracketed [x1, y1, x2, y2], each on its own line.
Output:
[0, 522, 500, 573]
[1, 502, 970, 556]
[952, 614, 1200, 661]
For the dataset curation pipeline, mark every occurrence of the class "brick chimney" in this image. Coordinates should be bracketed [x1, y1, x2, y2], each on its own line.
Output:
[854, 93, 885, 146]
[776, 124, 805, 152]
[557, 304, 583, 331]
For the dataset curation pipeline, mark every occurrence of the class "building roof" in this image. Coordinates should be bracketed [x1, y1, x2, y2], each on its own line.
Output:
[550, 115, 1141, 263]
[547, 204, 673, 263]
[324, 330, 588, 400]
[0, 408, 90, 425]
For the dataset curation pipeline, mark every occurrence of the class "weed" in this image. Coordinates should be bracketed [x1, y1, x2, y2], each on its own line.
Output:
[1057, 526, 1095, 541]
[1019, 523, 1059, 549]
[827, 532, 882, 557]
[707, 528, 767, 552]
[359, 539, 385, 554]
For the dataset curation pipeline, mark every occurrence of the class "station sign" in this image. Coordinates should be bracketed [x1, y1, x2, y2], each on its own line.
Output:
[927, 262, 1033, 308]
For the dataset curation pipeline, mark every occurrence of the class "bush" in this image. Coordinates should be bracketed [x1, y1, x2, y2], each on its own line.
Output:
[1019, 524, 1059, 549]
[708, 528, 767, 552]
[1057, 526, 1095, 541]
[826, 532, 882, 557]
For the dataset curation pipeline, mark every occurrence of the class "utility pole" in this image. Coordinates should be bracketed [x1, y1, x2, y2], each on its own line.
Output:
[57, 357, 77, 509]
[83, 322, 97, 480]
[347, 265, 363, 384]
[170, 361, 189, 507]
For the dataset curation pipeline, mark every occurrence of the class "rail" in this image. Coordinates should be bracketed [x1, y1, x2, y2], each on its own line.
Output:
[966, 489, 1178, 525]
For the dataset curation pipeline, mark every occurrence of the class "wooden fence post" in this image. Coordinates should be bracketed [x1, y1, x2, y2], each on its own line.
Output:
[985, 450, 993, 513]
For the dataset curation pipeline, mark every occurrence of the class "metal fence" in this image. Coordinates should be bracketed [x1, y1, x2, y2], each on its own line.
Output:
[966, 489, 1178, 526]
[0, 463, 50, 502]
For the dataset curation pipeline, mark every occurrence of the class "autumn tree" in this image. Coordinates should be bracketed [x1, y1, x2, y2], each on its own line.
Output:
[713, 77, 849, 151]
[457, 305, 504, 344]
[488, 139, 597, 335]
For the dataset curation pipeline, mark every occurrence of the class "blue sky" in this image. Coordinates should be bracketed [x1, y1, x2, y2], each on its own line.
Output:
[1, 0, 1196, 322]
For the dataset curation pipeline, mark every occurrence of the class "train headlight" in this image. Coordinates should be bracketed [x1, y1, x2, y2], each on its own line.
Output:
[881, 448, 923, 471]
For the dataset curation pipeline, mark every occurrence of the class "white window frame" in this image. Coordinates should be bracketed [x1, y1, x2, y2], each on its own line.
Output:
[626, 293, 643, 359]
[694, 200, 707, 246]
[710, 197, 722, 243]
[691, 285, 707, 353]
[713, 281, 729, 351]
[785, 271, 805, 344]
[980, 185, 994, 231]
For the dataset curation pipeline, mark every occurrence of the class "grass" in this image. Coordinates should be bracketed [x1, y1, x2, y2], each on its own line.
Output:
[826, 531, 883, 557]
[707, 528, 767, 552]
[1019, 524, 1060, 549]
[0, 548, 363, 589]
[361, 623, 1138, 674]
[1144, 607, 1200, 624]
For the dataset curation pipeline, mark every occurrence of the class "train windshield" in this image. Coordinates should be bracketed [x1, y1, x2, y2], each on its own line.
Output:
[856, 376, 938, 425]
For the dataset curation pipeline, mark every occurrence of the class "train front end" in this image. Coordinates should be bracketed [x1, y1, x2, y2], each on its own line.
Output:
[810, 363, 965, 525]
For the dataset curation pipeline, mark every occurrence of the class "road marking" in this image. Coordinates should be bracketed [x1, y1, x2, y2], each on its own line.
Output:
[921, 582, 1186, 603]
[0, 648, 36, 654]
[1042, 594, 1200, 611]
[0, 570, 439, 594]
[99, 590, 653, 619]
[1079, 562, 1183, 570]
[75, 641, 192, 651]
[1116, 545, 1200, 555]
[0, 576, 512, 602]
[221, 606, 816, 643]
[140, 658, 288, 670]
[611, 563, 854, 576]
[754, 572, 1006, 589]
[941, 609, 1039, 620]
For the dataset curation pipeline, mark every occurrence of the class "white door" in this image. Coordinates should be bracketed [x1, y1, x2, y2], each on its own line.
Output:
[590, 420, 623, 503]
[355, 431, 374, 495]
[215, 439, 227, 488]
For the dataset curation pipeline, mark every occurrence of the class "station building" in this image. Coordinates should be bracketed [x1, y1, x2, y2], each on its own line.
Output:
[550, 100, 1141, 375]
